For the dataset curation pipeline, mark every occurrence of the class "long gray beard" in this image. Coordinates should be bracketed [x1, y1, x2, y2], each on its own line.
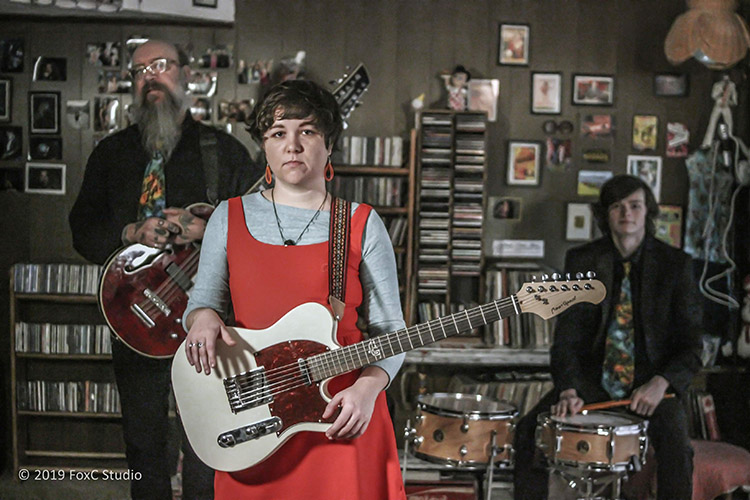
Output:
[133, 84, 188, 160]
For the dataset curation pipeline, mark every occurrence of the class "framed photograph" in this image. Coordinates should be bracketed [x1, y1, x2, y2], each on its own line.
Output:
[498, 23, 529, 65]
[531, 72, 561, 114]
[29, 92, 60, 134]
[492, 196, 522, 220]
[28, 137, 62, 161]
[193, 0, 218, 6]
[572, 74, 614, 106]
[566, 203, 594, 241]
[25, 162, 65, 195]
[0, 78, 10, 122]
[507, 141, 541, 186]
[0, 167, 23, 191]
[577, 169, 613, 197]
[94, 96, 120, 133]
[66, 100, 91, 130]
[86, 42, 121, 67]
[0, 38, 24, 72]
[0, 126, 22, 160]
[633, 115, 658, 151]
[654, 73, 689, 97]
[467, 79, 499, 122]
[97, 69, 131, 94]
[190, 97, 212, 123]
[545, 137, 572, 170]
[32, 57, 67, 82]
[627, 154, 662, 202]
[655, 204, 683, 248]
[666, 122, 689, 158]
[581, 114, 614, 138]
[187, 70, 218, 97]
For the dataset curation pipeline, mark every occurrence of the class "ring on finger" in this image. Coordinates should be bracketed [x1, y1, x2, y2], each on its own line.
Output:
[188, 342, 195, 347]
[197, 342, 204, 348]
[158, 219, 164, 226]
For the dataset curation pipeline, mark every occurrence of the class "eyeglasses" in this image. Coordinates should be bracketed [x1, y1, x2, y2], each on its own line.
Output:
[129, 58, 177, 80]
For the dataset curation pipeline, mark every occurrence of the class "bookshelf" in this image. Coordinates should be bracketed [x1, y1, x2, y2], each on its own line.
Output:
[9, 264, 127, 473]
[329, 129, 417, 321]
[414, 109, 488, 331]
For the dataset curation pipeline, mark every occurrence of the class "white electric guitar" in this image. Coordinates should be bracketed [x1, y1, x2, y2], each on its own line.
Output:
[171, 276, 605, 472]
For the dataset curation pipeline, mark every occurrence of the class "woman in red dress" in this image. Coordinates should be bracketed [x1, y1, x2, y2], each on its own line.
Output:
[183, 80, 407, 500]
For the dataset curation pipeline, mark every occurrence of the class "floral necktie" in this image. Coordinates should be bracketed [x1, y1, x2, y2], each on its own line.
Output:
[601, 261, 635, 399]
[138, 151, 166, 220]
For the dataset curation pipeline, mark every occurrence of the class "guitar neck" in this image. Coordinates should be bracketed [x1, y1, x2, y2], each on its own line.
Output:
[308, 295, 520, 382]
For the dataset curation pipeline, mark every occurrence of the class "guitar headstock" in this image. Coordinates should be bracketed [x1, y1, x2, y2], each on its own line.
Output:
[515, 272, 605, 320]
[331, 63, 370, 125]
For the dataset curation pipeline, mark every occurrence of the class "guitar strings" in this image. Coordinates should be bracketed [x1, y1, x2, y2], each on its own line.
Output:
[229, 295, 524, 406]
[136, 248, 201, 317]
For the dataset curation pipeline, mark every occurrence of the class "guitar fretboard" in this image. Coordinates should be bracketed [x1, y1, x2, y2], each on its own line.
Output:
[306, 295, 520, 382]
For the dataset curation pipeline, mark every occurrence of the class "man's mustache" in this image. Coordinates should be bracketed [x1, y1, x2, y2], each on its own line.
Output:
[140, 81, 172, 99]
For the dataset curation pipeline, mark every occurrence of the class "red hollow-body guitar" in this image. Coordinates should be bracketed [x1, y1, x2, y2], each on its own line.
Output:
[171, 276, 606, 472]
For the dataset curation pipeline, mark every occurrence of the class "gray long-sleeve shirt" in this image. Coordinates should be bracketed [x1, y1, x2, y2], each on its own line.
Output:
[184, 192, 405, 383]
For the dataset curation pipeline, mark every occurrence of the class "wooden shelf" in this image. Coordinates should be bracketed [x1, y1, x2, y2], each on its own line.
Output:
[404, 347, 549, 366]
[14, 293, 97, 304]
[336, 166, 409, 176]
[18, 411, 121, 419]
[25, 450, 126, 460]
[16, 353, 112, 361]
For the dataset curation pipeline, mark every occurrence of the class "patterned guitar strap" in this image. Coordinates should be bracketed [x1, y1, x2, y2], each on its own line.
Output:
[328, 197, 351, 321]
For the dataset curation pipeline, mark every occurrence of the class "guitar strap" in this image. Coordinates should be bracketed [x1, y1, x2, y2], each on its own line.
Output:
[199, 126, 219, 206]
[328, 196, 351, 321]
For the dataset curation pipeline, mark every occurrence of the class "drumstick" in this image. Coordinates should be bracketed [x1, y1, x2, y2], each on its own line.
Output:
[581, 393, 675, 412]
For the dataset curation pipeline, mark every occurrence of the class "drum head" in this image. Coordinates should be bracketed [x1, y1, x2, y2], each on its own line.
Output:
[417, 393, 516, 418]
[551, 411, 644, 434]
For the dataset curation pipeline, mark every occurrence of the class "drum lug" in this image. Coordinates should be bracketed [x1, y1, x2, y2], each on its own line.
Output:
[412, 435, 424, 449]
[459, 445, 468, 457]
[461, 415, 470, 433]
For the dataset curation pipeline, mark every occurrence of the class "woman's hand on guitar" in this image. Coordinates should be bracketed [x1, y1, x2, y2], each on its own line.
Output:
[122, 217, 182, 248]
[163, 207, 207, 245]
[323, 366, 388, 440]
[551, 388, 584, 417]
[185, 308, 236, 375]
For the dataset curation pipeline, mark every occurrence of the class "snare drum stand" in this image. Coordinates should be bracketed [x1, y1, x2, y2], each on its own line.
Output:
[549, 464, 628, 500]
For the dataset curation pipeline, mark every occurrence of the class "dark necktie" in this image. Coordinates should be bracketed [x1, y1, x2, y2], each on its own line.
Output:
[601, 261, 635, 399]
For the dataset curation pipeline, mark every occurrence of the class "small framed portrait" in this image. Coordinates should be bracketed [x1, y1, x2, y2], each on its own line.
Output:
[66, 100, 91, 130]
[572, 74, 614, 106]
[0, 38, 24, 73]
[187, 70, 218, 97]
[193, 0, 217, 6]
[566, 203, 594, 241]
[190, 97, 212, 123]
[0, 126, 22, 160]
[86, 42, 121, 67]
[507, 141, 541, 186]
[654, 73, 689, 97]
[97, 69, 131, 94]
[0, 78, 10, 122]
[577, 169, 613, 197]
[32, 57, 67, 82]
[28, 137, 62, 161]
[25, 162, 65, 195]
[581, 114, 614, 138]
[0, 167, 24, 191]
[94, 96, 120, 133]
[627, 154, 662, 202]
[467, 79, 499, 122]
[666, 122, 689, 158]
[29, 92, 60, 134]
[633, 114, 658, 151]
[492, 197, 522, 220]
[498, 23, 529, 66]
[655, 204, 683, 248]
[531, 72, 561, 114]
[545, 137, 572, 170]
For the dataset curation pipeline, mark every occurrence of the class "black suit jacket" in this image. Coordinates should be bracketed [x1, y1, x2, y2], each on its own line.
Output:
[551, 235, 703, 401]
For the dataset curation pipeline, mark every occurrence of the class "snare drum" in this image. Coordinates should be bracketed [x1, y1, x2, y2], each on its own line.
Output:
[411, 393, 518, 468]
[536, 411, 648, 471]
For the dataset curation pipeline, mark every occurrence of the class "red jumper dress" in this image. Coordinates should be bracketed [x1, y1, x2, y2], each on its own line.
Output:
[216, 196, 406, 499]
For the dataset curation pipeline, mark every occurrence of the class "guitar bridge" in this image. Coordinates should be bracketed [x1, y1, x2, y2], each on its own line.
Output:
[217, 417, 282, 448]
[143, 288, 171, 316]
[224, 368, 271, 414]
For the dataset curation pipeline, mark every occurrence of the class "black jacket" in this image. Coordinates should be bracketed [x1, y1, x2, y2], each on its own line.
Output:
[69, 116, 262, 264]
[550, 235, 704, 400]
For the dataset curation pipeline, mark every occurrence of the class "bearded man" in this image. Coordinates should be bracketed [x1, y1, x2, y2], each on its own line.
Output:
[69, 39, 262, 500]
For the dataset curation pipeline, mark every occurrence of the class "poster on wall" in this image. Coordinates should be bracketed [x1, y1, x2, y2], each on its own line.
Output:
[577, 169, 613, 197]
[627, 154, 662, 202]
[654, 204, 683, 248]
[467, 79, 499, 122]
[666, 122, 689, 158]
[29, 92, 60, 134]
[633, 115, 658, 151]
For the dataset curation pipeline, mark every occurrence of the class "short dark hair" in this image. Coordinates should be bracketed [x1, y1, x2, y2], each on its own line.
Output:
[593, 174, 660, 236]
[246, 80, 343, 149]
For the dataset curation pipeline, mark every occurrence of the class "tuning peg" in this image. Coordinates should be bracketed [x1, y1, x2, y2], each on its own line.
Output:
[541, 274, 549, 282]
[552, 273, 561, 281]
[586, 271, 597, 279]
[565, 273, 571, 281]
[575, 272, 584, 280]
[531, 275, 537, 282]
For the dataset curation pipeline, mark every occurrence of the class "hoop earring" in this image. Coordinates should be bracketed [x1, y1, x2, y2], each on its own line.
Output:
[265, 165, 273, 184]
[324, 159, 334, 181]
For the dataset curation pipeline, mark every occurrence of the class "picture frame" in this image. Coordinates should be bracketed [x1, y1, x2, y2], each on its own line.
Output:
[577, 169, 613, 197]
[531, 72, 561, 114]
[32, 57, 67, 82]
[572, 74, 614, 106]
[193, 0, 218, 6]
[507, 141, 541, 186]
[0, 166, 24, 191]
[491, 196, 522, 220]
[666, 122, 689, 158]
[498, 23, 529, 66]
[467, 79, 499, 122]
[29, 92, 60, 134]
[0, 126, 22, 160]
[633, 114, 658, 151]
[566, 202, 594, 241]
[545, 137, 572, 170]
[0, 78, 10, 122]
[627, 154, 662, 202]
[86, 42, 122, 67]
[25, 162, 65, 195]
[655, 204, 683, 248]
[581, 114, 614, 138]
[654, 73, 689, 97]
[28, 137, 62, 161]
[0, 38, 24, 73]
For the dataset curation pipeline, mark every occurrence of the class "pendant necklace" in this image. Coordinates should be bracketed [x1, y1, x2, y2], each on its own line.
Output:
[271, 189, 328, 247]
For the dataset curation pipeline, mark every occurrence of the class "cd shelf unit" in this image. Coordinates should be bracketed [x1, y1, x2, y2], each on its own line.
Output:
[414, 110, 488, 329]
